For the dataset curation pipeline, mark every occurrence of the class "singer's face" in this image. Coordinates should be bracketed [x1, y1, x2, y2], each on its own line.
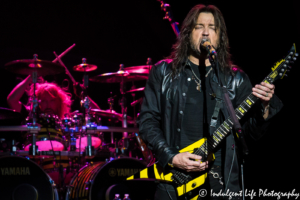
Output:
[190, 12, 219, 55]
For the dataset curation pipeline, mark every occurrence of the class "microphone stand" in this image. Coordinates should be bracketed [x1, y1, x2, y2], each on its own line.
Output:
[208, 53, 248, 200]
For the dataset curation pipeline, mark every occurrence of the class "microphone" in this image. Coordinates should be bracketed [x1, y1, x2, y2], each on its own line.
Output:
[200, 39, 217, 56]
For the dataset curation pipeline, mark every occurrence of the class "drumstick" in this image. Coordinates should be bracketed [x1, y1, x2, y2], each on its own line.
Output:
[52, 43, 76, 63]
[53, 51, 76, 84]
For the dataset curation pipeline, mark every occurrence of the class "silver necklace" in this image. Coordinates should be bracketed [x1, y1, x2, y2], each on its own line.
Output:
[190, 67, 212, 92]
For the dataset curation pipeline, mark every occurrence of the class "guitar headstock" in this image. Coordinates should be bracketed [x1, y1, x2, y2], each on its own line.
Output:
[157, 0, 179, 36]
[158, 0, 174, 22]
[264, 44, 298, 84]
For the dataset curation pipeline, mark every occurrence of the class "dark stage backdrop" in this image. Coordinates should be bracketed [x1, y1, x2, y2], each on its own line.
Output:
[1, 0, 300, 198]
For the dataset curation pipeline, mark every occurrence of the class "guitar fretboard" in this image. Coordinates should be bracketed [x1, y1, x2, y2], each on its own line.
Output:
[191, 45, 296, 158]
[194, 74, 276, 157]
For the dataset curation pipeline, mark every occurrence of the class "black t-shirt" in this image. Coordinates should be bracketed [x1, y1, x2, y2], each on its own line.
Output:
[181, 60, 222, 166]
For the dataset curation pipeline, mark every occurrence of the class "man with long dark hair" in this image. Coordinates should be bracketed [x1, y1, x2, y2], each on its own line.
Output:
[138, 4, 283, 200]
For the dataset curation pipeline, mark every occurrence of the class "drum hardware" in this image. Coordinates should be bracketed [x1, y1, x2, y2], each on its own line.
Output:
[27, 123, 39, 156]
[126, 87, 145, 94]
[0, 107, 22, 120]
[130, 98, 143, 107]
[0, 125, 41, 132]
[0, 156, 60, 200]
[4, 54, 65, 77]
[73, 58, 97, 72]
[108, 92, 117, 143]
[118, 64, 129, 139]
[72, 58, 99, 157]
[0, 125, 139, 134]
[89, 109, 135, 125]
[11, 139, 17, 153]
[88, 65, 150, 83]
[65, 157, 153, 200]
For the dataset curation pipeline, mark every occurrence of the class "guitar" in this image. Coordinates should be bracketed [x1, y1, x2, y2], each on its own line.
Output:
[157, 0, 180, 37]
[127, 44, 298, 200]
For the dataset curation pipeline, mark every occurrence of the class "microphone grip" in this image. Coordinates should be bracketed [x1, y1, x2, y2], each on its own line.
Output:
[201, 40, 217, 56]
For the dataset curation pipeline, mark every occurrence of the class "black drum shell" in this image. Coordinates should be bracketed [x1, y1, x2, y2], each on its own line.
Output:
[0, 156, 58, 200]
[67, 157, 156, 200]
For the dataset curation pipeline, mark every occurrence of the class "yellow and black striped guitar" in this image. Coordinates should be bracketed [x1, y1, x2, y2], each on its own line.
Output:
[127, 44, 297, 200]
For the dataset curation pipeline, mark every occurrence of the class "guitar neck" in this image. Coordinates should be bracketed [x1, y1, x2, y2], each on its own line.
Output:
[194, 73, 276, 156]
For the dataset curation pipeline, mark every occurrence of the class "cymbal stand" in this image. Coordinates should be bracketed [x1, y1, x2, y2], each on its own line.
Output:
[28, 54, 39, 156]
[119, 64, 128, 138]
[108, 92, 115, 144]
[80, 58, 95, 157]
[129, 83, 137, 127]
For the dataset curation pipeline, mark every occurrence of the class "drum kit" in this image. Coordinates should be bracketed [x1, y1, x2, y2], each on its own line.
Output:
[0, 45, 156, 200]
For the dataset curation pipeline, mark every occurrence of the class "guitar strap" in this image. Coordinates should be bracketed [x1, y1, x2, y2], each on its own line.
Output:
[209, 71, 227, 134]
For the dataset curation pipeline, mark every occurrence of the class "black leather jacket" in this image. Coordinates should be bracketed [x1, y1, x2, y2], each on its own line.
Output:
[139, 59, 283, 192]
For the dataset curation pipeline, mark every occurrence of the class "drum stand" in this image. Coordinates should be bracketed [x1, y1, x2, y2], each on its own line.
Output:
[108, 92, 116, 144]
[119, 64, 128, 139]
[80, 58, 95, 157]
[28, 54, 39, 156]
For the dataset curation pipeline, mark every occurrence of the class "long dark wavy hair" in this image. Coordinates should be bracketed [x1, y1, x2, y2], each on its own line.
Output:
[168, 4, 233, 76]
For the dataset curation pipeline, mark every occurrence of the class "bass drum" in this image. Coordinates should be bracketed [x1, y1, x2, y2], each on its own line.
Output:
[66, 157, 157, 200]
[0, 156, 59, 200]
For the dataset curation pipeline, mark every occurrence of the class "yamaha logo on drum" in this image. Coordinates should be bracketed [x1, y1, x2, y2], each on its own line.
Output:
[108, 168, 117, 177]
[108, 168, 143, 177]
[0, 167, 30, 175]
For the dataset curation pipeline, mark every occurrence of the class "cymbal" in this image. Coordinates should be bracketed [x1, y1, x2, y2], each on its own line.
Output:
[89, 109, 135, 124]
[0, 107, 21, 120]
[124, 65, 151, 75]
[4, 59, 65, 76]
[126, 87, 145, 93]
[73, 58, 97, 72]
[89, 70, 132, 83]
[73, 63, 97, 72]
[89, 65, 151, 83]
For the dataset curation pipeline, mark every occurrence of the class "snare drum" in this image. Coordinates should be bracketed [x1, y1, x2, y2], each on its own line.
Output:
[24, 114, 65, 151]
[0, 156, 59, 200]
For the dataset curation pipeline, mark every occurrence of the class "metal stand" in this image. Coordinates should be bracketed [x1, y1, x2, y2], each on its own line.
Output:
[119, 64, 128, 138]
[79, 58, 96, 157]
[28, 54, 40, 156]
[108, 92, 115, 144]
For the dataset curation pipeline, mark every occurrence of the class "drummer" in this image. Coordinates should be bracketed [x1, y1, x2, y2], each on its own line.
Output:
[7, 74, 100, 119]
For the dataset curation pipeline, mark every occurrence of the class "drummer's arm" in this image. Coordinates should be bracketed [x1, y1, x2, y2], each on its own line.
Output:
[88, 96, 100, 110]
[7, 75, 32, 113]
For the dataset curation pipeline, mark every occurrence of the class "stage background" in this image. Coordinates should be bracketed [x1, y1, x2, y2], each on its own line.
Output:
[1, 0, 299, 197]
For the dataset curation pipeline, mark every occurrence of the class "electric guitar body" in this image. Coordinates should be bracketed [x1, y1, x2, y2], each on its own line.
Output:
[127, 44, 297, 200]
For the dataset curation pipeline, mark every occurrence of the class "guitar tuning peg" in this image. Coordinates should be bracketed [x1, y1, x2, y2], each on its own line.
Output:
[146, 58, 152, 65]
[160, 3, 169, 11]
[293, 57, 297, 61]
[164, 12, 171, 21]
[295, 53, 299, 57]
